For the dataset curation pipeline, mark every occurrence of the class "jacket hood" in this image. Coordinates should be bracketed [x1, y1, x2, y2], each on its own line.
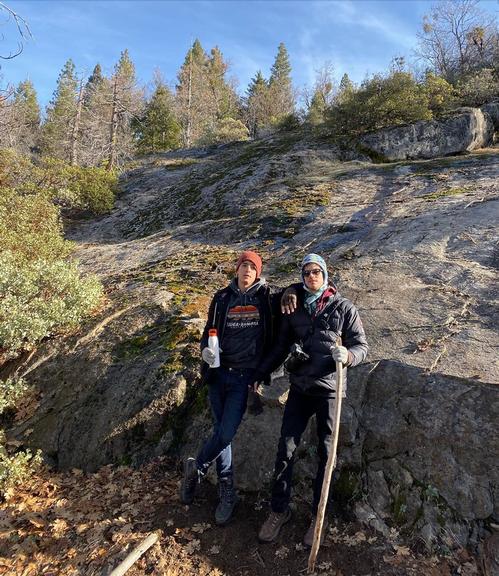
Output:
[229, 276, 267, 296]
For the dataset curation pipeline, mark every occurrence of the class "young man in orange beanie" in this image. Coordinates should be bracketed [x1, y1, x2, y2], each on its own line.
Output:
[180, 250, 281, 525]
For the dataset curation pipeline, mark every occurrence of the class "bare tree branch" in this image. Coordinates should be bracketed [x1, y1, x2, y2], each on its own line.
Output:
[0, 1, 32, 59]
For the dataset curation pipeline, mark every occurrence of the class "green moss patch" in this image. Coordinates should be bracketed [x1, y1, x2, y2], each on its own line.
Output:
[422, 186, 471, 201]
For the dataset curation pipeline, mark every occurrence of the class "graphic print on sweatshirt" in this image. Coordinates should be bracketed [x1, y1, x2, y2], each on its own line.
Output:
[226, 305, 260, 329]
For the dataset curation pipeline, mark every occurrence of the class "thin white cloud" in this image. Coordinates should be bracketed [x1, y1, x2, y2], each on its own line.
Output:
[310, 0, 417, 48]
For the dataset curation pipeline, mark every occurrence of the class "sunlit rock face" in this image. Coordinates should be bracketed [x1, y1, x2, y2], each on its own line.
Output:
[360, 107, 495, 161]
[10, 119, 498, 549]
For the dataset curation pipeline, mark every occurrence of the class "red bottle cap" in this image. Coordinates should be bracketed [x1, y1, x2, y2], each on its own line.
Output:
[208, 329, 218, 337]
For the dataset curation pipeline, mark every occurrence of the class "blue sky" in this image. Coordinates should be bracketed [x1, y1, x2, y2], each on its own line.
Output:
[2, 0, 498, 108]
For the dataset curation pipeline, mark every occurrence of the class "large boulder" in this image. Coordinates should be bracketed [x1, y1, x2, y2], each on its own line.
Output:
[183, 361, 498, 548]
[360, 107, 494, 161]
[481, 102, 499, 131]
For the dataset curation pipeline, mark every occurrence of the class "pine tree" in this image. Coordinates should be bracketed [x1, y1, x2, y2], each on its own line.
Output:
[206, 46, 239, 121]
[0, 79, 40, 152]
[245, 70, 270, 137]
[79, 63, 111, 167]
[107, 49, 142, 170]
[307, 89, 327, 126]
[14, 80, 40, 131]
[12, 79, 40, 152]
[336, 73, 355, 104]
[135, 81, 180, 153]
[40, 59, 78, 159]
[268, 42, 295, 122]
[306, 63, 335, 126]
[83, 64, 104, 106]
[175, 39, 210, 147]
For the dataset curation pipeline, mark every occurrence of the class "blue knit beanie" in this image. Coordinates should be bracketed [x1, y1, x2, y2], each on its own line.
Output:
[301, 253, 328, 286]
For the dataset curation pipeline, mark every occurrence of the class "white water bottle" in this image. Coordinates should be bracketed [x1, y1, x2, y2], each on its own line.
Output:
[208, 329, 220, 368]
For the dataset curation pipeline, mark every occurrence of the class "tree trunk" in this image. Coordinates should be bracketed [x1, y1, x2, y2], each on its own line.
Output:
[69, 81, 84, 166]
[107, 77, 118, 171]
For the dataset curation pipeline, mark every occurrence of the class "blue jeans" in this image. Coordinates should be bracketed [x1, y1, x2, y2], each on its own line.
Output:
[196, 366, 253, 480]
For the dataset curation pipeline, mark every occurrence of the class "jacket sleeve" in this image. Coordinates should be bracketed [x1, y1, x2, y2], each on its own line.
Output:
[341, 303, 368, 367]
[258, 312, 295, 377]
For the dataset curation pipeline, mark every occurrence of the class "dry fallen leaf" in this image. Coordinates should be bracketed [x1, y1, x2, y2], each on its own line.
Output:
[185, 539, 201, 554]
[192, 522, 211, 534]
[275, 545, 289, 559]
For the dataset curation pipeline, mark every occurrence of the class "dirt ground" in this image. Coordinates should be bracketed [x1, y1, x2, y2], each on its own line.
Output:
[0, 457, 484, 576]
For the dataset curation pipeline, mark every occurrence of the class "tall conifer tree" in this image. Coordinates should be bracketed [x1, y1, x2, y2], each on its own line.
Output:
[135, 80, 180, 153]
[107, 49, 142, 170]
[79, 63, 111, 166]
[175, 39, 210, 147]
[268, 42, 295, 121]
[245, 71, 270, 137]
[40, 59, 78, 159]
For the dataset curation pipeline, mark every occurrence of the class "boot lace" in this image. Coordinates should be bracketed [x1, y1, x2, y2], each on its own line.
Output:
[219, 481, 234, 504]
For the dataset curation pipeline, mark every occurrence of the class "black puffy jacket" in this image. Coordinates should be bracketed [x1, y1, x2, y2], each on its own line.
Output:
[260, 283, 368, 397]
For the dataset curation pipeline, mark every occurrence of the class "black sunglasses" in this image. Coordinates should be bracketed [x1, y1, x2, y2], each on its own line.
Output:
[303, 269, 323, 277]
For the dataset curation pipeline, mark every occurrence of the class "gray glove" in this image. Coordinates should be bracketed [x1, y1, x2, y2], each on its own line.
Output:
[332, 345, 348, 364]
[202, 347, 216, 366]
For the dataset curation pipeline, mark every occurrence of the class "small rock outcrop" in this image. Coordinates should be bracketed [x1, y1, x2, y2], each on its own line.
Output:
[360, 107, 495, 161]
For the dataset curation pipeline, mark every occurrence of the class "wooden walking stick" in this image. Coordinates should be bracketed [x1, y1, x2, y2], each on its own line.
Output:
[307, 338, 345, 574]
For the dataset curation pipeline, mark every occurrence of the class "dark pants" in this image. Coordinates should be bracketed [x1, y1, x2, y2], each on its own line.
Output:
[271, 387, 335, 514]
[196, 366, 253, 480]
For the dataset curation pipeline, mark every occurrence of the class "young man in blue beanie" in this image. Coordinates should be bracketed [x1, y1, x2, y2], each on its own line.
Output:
[256, 253, 368, 545]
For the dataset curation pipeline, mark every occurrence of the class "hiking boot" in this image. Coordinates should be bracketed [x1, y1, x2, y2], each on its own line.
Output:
[180, 457, 200, 504]
[258, 508, 292, 542]
[303, 515, 329, 547]
[215, 477, 239, 525]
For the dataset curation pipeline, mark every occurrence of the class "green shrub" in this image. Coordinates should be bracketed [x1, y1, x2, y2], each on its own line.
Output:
[276, 113, 301, 132]
[0, 379, 41, 496]
[72, 166, 116, 213]
[0, 430, 42, 495]
[328, 71, 432, 137]
[199, 117, 250, 145]
[0, 376, 28, 414]
[39, 158, 117, 214]
[423, 72, 458, 115]
[0, 251, 103, 357]
[457, 68, 499, 107]
[0, 187, 73, 263]
[0, 149, 39, 192]
[0, 150, 117, 215]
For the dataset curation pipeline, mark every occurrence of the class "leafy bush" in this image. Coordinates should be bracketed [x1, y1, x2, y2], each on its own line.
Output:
[199, 117, 250, 145]
[0, 430, 42, 495]
[72, 167, 116, 213]
[0, 379, 41, 496]
[276, 113, 301, 132]
[0, 377, 28, 414]
[0, 150, 116, 214]
[328, 71, 432, 137]
[39, 157, 117, 214]
[457, 68, 499, 107]
[0, 149, 38, 191]
[0, 187, 73, 263]
[423, 72, 458, 115]
[0, 251, 103, 358]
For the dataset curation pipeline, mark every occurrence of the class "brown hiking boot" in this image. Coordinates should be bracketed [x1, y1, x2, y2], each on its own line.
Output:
[258, 509, 292, 542]
[303, 516, 329, 547]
